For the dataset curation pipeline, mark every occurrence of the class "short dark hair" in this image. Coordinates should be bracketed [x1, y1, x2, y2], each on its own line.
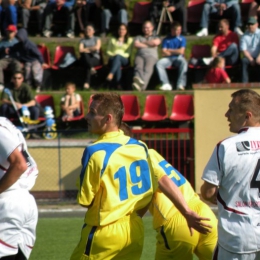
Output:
[92, 93, 124, 126]
[171, 22, 181, 29]
[12, 71, 23, 77]
[219, 19, 230, 27]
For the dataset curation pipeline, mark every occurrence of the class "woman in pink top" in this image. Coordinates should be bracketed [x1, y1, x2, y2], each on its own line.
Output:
[204, 57, 231, 84]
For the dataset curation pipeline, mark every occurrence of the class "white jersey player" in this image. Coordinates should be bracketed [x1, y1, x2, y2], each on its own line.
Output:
[0, 117, 38, 260]
[201, 89, 260, 260]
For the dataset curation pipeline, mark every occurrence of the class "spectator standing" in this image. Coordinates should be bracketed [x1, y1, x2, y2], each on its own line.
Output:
[10, 28, 47, 93]
[106, 23, 133, 89]
[0, 24, 21, 91]
[99, 0, 127, 36]
[132, 21, 161, 91]
[60, 82, 81, 121]
[204, 56, 231, 83]
[149, 0, 189, 35]
[196, 0, 243, 36]
[0, 116, 38, 259]
[202, 19, 239, 66]
[19, 0, 47, 36]
[0, 71, 40, 120]
[248, 0, 260, 19]
[79, 24, 101, 90]
[201, 89, 260, 260]
[43, 0, 75, 38]
[240, 17, 260, 83]
[156, 22, 187, 91]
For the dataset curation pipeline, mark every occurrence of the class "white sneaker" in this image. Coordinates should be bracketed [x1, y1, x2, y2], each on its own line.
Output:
[196, 28, 208, 37]
[36, 86, 41, 93]
[177, 86, 185, 90]
[132, 82, 142, 91]
[159, 83, 172, 91]
[234, 27, 243, 36]
[43, 30, 52, 38]
[202, 57, 214, 65]
[0, 83, 4, 92]
[133, 76, 144, 86]
[66, 32, 75, 39]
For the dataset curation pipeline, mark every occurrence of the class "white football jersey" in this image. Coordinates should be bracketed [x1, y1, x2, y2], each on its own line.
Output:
[0, 117, 38, 191]
[203, 127, 260, 253]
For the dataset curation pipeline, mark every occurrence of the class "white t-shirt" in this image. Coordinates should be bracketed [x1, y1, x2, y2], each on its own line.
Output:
[203, 127, 260, 253]
[0, 117, 38, 191]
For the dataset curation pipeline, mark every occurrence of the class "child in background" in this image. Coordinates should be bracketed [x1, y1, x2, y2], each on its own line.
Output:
[204, 56, 231, 84]
[60, 82, 81, 121]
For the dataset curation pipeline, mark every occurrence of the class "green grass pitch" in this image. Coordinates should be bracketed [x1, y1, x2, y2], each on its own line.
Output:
[30, 216, 199, 260]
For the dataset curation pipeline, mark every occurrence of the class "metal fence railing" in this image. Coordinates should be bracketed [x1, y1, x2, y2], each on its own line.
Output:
[28, 128, 194, 202]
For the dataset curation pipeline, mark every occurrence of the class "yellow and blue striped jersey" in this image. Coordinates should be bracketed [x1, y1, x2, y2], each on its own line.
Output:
[149, 149, 199, 229]
[78, 130, 155, 226]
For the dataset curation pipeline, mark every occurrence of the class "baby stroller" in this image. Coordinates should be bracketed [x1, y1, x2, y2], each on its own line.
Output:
[4, 88, 57, 140]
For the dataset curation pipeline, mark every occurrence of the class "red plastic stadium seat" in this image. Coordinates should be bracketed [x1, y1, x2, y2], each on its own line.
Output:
[51, 46, 76, 70]
[187, 0, 206, 24]
[37, 44, 51, 68]
[170, 95, 194, 121]
[188, 44, 211, 69]
[121, 95, 140, 122]
[130, 2, 151, 24]
[142, 95, 168, 121]
[35, 94, 56, 121]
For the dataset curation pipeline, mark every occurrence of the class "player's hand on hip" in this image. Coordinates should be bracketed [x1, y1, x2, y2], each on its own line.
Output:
[184, 210, 212, 236]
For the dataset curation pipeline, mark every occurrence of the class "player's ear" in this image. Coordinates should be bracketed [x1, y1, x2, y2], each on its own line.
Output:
[105, 113, 113, 123]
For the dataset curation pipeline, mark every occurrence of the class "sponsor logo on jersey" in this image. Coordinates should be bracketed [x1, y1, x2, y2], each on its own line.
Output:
[236, 141, 260, 152]
[236, 141, 250, 152]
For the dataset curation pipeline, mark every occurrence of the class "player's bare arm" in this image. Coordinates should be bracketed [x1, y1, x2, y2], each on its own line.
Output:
[159, 175, 212, 235]
[200, 181, 218, 205]
[0, 147, 28, 193]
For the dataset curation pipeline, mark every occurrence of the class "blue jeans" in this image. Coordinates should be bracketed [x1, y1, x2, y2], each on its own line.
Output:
[101, 9, 128, 32]
[156, 56, 187, 88]
[218, 43, 239, 65]
[108, 55, 129, 84]
[200, 3, 242, 29]
[0, 104, 40, 120]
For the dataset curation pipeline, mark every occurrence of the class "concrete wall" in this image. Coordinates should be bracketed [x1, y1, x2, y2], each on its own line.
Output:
[193, 84, 260, 192]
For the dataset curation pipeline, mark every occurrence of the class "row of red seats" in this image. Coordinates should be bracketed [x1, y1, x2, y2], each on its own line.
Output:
[35, 94, 194, 123]
[132, 0, 253, 28]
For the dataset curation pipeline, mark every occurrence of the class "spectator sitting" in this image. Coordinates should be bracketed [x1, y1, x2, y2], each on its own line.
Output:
[10, 28, 48, 93]
[79, 23, 101, 90]
[19, 0, 47, 36]
[43, 0, 75, 38]
[60, 82, 81, 121]
[248, 0, 260, 20]
[204, 56, 231, 83]
[156, 22, 187, 91]
[202, 19, 239, 66]
[99, 0, 128, 36]
[106, 23, 133, 90]
[0, 71, 40, 120]
[132, 20, 161, 91]
[0, 24, 21, 91]
[240, 16, 260, 83]
[149, 0, 189, 35]
[75, 0, 98, 36]
[196, 0, 243, 37]
[1, 0, 18, 34]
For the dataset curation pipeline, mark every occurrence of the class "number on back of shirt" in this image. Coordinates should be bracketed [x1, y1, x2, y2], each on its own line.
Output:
[250, 158, 260, 197]
[114, 159, 151, 201]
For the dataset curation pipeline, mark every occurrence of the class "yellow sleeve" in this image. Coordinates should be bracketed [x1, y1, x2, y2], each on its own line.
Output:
[106, 38, 115, 57]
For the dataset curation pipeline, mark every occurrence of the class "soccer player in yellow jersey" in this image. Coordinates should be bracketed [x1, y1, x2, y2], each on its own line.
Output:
[150, 150, 218, 260]
[121, 122, 217, 260]
[70, 94, 212, 260]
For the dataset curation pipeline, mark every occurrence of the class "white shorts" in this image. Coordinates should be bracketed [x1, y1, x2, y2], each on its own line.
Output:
[0, 189, 38, 259]
[213, 245, 260, 260]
